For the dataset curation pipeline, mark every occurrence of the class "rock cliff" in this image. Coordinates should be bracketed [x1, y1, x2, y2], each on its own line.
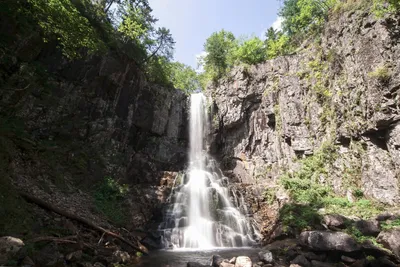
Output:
[208, 9, 400, 237]
[0, 44, 188, 233]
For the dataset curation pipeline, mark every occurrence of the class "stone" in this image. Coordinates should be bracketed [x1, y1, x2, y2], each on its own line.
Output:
[112, 250, 131, 263]
[322, 214, 349, 230]
[299, 231, 361, 252]
[220, 262, 235, 267]
[349, 259, 368, 267]
[377, 229, 400, 259]
[234, 256, 252, 267]
[21, 256, 35, 266]
[341, 255, 357, 263]
[229, 257, 236, 264]
[211, 255, 225, 267]
[303, 252, 326, 261]
[376, 213, 394, 221]
[0, 236, 24, 264]
[354, 220, 381, 237]
[369, 257, 397, 267]
[310, 260, 335, 267]
[258, 250, 274, 263]
[187, 262, 208, 267]
[291, 255, 311, 267]
[65, 250, 82, 262]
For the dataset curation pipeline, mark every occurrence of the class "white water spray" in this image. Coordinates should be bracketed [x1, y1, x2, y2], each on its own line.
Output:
[160, 93, 260, 249]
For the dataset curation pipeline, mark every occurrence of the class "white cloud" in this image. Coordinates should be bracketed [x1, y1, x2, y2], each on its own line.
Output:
[260, 16, 284, 39]
[272, 16, 284, 31]
[195, 51, 208, 73]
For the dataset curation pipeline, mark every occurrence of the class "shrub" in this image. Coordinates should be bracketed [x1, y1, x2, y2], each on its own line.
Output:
[94, 177, 130, 226]
[368, 65, 391, 82]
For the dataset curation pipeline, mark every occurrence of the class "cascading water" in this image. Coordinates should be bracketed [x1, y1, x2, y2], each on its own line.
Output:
[159, 93, 260, 249]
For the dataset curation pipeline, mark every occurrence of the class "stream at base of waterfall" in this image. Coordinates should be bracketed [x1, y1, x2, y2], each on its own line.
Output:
[158, 93, 261, 249]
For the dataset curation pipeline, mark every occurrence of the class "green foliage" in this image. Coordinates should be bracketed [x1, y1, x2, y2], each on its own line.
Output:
[372, 0, 400, 17]
[231, 37, 267, 65]
[203, 30, 237, 81]
[381, 218, 400, 230]
[280, 0, 337, 37]
[264, 187, 277, 204]
[281, 142, 337, 201]
[94, 177, 130, 226]
[145, 56, 174, 87]
[28, 0, 107, 58]
[277, 140, 383, 232]
[266, 34, 293, 59]
[279, 204, 322, 232]
[170, 62, 201, 93]
[368, 65, 391, 82]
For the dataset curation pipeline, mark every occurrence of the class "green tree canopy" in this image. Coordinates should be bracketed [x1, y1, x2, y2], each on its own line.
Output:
[170, 62, 200, 93]
[203, 30, 236, 80]
[231, 37, 267, 65]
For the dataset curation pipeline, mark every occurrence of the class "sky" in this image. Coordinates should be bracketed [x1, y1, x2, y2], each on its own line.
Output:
[148, 0, 283, 70]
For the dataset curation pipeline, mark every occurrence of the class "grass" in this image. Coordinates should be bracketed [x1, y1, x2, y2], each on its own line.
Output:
[275, 141, 384, 234]
[93, 176, 130, 227]
[381, 218, 400, 231]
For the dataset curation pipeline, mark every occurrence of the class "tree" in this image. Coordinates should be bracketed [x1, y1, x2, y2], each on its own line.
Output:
[170, 62, 200, 93]
[203, 30, 236, 80]
[265, 27, 279, 41]
[28, 0, 107, 58]
[279, 0, 336, 36]
[231, 37, 267, 65]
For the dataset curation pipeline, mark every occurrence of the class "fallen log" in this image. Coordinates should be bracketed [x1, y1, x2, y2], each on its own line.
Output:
[29, 236, 78, 244]
[20, 192, 148, 255]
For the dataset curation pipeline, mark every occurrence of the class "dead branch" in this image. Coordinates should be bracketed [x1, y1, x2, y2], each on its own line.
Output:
[20, 192, 148, 255]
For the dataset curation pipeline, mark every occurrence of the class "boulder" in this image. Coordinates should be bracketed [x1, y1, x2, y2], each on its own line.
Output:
[234, 256, 252, 267]
[311, 260, 334, 267]
[220, 262, 235, 267]
[291, 255, 311, 267]
[258, 250, 273, 263]
[341, 255, 357, 263]
[211, 255, 225, 267]
[303, 252, 326, 261]
[65, 250, 83, 262]
[377, 229, 400, 259]
[187, 262, 208, 267]
[299, 231, 361, 252]
[369, 257, 398, 267]
[349, 259, 368, 267]
[229, 257, 236, 264]
[354, 220, 381, 237]
[0, 236, 24, 265]
[112, 250, 130, 263]
[322, 214, 349, 230]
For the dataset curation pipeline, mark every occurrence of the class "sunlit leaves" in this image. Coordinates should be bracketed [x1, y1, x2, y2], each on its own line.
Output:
[170, 62, 200, 93]
[28, 0, 106, 59]
[231, 37, 267, 65]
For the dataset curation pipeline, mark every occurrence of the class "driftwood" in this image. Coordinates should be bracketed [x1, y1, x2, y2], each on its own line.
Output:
[20, 192, 148, 255]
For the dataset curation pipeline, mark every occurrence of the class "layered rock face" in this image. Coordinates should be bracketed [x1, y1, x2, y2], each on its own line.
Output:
[0, 46, 188, 229]
[208, 9, 400, 230]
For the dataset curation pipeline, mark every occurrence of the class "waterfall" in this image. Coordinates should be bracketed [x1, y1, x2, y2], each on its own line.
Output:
[159, 93, 260, 249]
